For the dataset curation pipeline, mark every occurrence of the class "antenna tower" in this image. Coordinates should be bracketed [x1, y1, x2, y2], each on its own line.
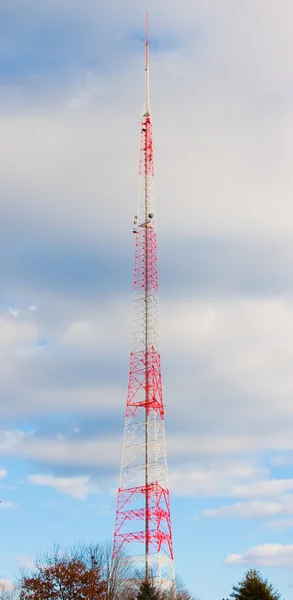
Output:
[113, 14, 174, 584]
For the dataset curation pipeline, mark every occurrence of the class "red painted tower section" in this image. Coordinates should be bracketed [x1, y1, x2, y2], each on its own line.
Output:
[113, 14, 174, 584]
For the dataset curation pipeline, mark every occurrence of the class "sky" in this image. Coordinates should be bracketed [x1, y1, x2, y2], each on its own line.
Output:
[1, 0, 293, 598]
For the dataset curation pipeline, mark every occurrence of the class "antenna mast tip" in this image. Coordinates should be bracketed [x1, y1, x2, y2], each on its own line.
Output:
[146, 13, 149, 67]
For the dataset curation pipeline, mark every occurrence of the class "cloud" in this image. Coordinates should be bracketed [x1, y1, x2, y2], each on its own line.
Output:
[4, 292, 293, 441]
[0, 469, 7, 480]
[16, 555, 35, 570]
[28, 304, 37, 312]
[0, 579, 14, 591]
[0, 430, 30, 452]
[0, 501, 16, 509]
[1, 3, 293, 570]
[203, 496, 293, 519]
[161, 296, 293, 442]
[271, 453, 293, 468]
[233, 479, 293, 498]
[2, 426, 293, 479]
[204, 501, 284, 520]
[0, 0, 293, 492]
[225, 544, 293, 567]
[63, 319, 100, 345]
[169, 464, 268, 498]
[1, 431, 120, 471]
[0, 317, 38, 351]
[267, 519, 293, 532]
[169, 466, 293, 500]
[2, 3, 293, 597]
[168, 433, 293, 459]
[28, 474, 99, 499]
[1, 1, 293, 247]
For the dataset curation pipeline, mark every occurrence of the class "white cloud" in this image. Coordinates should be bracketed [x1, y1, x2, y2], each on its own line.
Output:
[168, 433, 293, 459]
[0, 430, 31, 453]
[64, 319, 99, 345]
[2, 1, 293, 593]
[271, 453, 293, 468]
[0, 2, 293, 478]
[5, 294, 290, 436]
[162, 298, 293, 392]
[28, 304, 37, 312]
[0, 294, 290, 443]
[0, 317, 38, 351]
[2, 2, 293, 558]
[203, 495, 293, 519]
[2, 1, 293, 242]
[169, 464, 267, 498]
[225, 544, 293, 567]
[0, 469, 7, 480]
[23, 437, 121, 468]
[16, 555, 36, 570]
[0, 501, 16, 510]
[0, 578, 14, 591]
[233, 479, 293, 498]
[204, 501, 284, 520]
[0, 429, 121, 468]
[164, 464, 293, 501]
[160, 297, 293, 444]
[2, 427, 293, 476]
[28, 474, 99, 499]
[268, 519, 293, 532]
[0, 429, 281, 470]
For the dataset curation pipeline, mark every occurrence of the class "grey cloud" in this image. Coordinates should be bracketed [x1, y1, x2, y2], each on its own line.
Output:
[160, 235, 293, 297]
[3, 219, 293, 302]
[0, 222, 132, 297]
[2, 292, 293, 440]
[1, 1, 293, 246]
[1, 0, 293, 516]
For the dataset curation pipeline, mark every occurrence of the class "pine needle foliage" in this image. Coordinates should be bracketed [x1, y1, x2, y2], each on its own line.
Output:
[134, 578, 163, 600]
[223, 569, 281, 600]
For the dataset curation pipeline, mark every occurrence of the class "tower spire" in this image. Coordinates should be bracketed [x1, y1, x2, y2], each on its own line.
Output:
[145, 12, 151, 116]
[146, 12, 149, 67]
[113, 14, 174, 587]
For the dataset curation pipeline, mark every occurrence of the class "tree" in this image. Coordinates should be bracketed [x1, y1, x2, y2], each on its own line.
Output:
[18, 544, 108, 600]
[166, 576, 197, 600]
[163, 576, 197, 600]
[223, 569, 281, 600]
[17, 542, 195, 600]
[134, 578, 163, 600]
[18, 542, 136, 600]
[132, 575, 196, 600]
[96, 541, 135, 600]
[0, 581, 18, 600]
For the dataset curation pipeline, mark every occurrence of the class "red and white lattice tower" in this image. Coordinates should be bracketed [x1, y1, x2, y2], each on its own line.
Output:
[113, 14, 174, 585]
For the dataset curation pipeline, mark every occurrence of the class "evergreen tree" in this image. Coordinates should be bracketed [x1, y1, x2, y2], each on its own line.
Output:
[135, 578, 163, 600]
[224, 569, 281, 600]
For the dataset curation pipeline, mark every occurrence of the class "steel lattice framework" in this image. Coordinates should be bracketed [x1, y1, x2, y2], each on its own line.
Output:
[113, 14, 174, 585]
